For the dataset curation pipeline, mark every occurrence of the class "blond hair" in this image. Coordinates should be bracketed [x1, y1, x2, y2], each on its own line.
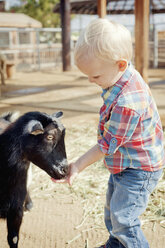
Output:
[74, 18, 132, 64]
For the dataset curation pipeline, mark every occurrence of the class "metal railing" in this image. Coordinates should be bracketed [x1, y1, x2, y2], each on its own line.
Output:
[0, 26, 165, 71]
[0, 27, 62, 71]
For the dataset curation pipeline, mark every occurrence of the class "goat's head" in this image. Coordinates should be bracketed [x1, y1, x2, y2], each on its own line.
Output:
[19, 111, 68, 179]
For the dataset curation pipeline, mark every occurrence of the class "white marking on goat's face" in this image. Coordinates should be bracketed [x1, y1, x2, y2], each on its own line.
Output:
[53, 164, 61, 173]
[53, 159, 67, 167]
[13, 236, 18, 244]
[53, 159, 68, 174]
[61, 158, 68, 166]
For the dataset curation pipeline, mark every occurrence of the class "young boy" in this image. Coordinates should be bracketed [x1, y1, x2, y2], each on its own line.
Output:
[52, 19, 164, 248]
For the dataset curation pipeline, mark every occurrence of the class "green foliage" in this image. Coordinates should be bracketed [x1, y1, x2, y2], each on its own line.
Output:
[10, 0, 60, 28]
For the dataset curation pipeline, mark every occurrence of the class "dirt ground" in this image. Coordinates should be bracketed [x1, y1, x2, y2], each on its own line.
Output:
[0, 69, 165, 248]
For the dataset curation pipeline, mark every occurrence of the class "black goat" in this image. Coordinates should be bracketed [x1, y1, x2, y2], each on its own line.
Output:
[0, 111, 68, 248]
[0, 111, 33, 211]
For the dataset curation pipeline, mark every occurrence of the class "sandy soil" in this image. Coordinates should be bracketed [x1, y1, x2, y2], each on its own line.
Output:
[0, 196, 165, 248]
[0, 69, 164, 248]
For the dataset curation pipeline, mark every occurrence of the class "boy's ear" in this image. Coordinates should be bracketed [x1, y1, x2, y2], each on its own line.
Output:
[117, 60, 128, 71]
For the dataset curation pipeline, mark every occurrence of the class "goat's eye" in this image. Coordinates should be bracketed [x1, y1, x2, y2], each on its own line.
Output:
[47, 134, 54, 140]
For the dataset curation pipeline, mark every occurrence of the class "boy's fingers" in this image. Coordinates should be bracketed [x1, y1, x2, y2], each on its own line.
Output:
[51, 165, 79, 186]
[68, 172, 78, 186]
[51, 178, 68, 183]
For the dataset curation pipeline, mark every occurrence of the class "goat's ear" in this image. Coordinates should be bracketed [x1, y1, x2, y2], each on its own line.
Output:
[31, 124, 44, 135]
[25, 120, 44, 135]
[52, 111, 63, 120]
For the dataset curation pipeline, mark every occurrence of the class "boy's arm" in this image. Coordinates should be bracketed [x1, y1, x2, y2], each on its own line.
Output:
[75, 143, 104, 172]
[52, 144, 104, 185]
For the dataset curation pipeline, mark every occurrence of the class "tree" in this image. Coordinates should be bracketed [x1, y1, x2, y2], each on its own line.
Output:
[10, 0, 60, 28]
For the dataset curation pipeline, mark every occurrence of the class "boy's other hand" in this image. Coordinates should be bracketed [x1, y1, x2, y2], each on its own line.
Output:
[51, 162, 78, 186]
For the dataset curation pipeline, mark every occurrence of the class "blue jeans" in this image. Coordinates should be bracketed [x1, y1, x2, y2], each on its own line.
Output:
[104, 168, 163, 248]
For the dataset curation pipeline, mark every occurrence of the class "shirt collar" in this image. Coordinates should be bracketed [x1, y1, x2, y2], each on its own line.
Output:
[101, 62, 134, 102]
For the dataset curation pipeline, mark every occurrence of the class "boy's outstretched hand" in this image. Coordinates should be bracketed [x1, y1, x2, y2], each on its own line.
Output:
[51, 162, 78, 186]
[51, 144, 104, 186]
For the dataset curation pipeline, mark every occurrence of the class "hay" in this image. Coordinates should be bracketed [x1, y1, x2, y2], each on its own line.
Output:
[30, 122, 165, 230]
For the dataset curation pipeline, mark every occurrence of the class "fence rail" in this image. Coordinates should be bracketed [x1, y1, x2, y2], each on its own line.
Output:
[0, 27, 165, 71]
[0, 27, 63, 71]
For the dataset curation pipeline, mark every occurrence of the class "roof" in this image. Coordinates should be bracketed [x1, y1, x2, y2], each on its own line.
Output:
[0, 13, 42, 28]
[54, 0, 165, 15]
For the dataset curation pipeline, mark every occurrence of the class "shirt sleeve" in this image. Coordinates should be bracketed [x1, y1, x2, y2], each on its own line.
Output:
[98, 105, 141, 155]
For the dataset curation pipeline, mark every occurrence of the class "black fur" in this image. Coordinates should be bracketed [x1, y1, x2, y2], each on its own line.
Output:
[0, 111, 68, 248]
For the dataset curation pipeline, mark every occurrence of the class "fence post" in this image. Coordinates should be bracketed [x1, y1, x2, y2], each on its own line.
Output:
[36, 29, 41, 70]
[135, 0, 149, 83]
[61, 0, 71, 71]
[153, 24, 158, 68]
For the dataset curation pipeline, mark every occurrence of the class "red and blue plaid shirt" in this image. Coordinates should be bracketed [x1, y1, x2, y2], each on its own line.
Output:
[98, 63, 165, 174]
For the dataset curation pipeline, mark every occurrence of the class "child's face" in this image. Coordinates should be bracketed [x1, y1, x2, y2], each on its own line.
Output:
[77, 56, 120, 89]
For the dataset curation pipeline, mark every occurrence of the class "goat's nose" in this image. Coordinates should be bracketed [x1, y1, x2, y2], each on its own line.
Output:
[63, 164, 69, 174]
[60, 159, 68, 174]
[61, 166, 68, 175]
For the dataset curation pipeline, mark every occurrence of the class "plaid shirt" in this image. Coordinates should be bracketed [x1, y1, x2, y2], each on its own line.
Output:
[98, 63, 165, 174]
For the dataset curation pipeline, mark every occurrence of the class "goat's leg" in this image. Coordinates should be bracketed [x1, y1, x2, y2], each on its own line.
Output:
[7, 207, 23, 248]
